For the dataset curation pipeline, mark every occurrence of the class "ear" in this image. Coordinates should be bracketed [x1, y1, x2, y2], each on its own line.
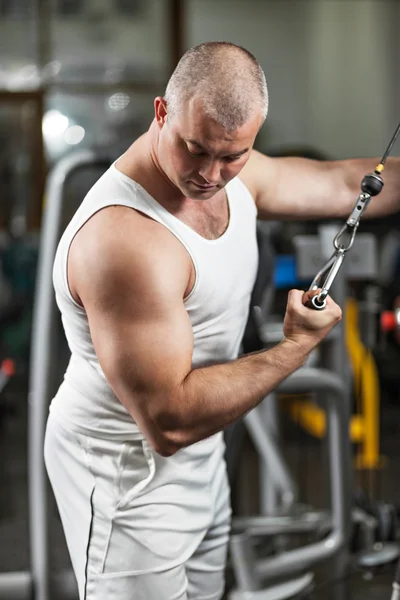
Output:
[154, 97, 168, 128]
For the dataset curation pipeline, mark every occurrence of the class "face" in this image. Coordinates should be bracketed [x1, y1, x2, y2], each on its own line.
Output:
[154, 95, 262, 199]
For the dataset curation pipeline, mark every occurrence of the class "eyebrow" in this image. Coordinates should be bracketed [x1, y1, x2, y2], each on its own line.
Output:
[186, 139, 249, 158]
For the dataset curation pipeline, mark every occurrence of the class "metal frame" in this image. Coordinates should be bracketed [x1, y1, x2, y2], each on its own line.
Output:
[229, 368, 349, 595]
[0, 151, 108, 600]
[244, 393, 298, 515]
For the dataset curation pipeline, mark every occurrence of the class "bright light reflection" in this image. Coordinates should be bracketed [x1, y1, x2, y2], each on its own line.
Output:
[64, 125, 86, 145]
[108, 92, 130, 111]
[42, 110, 69, 138]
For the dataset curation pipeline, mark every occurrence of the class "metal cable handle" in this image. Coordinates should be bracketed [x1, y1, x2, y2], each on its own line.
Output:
[308, 122, 400, 310]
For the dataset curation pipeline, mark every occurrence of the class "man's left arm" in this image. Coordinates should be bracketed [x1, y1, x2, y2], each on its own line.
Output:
[240, 150, 400, 220]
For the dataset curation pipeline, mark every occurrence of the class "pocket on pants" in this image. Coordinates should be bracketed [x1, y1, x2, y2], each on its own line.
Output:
[117, 439, 155, 510]
[86, 438, 157, 579]
[89, 563, 188, 600]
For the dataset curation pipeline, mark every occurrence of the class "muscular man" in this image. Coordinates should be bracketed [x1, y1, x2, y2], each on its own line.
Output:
[44, 42, 400, 600]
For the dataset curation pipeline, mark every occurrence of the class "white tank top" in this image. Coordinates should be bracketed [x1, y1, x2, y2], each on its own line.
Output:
[50, 160, 259, 442]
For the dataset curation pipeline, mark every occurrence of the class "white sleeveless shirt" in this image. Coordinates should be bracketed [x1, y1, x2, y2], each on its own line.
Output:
[50, 161, 259, 442]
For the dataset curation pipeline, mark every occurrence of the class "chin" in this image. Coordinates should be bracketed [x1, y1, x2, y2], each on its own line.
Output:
[190, 181, 221, 195]
[191, 188, 219, 200]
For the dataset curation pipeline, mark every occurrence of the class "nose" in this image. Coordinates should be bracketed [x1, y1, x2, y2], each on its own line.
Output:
[198, 159, 221, 184]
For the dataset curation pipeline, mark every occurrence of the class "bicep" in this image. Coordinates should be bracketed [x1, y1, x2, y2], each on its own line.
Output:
[88, 290, 194, 423]
[70, 208, 194, 447]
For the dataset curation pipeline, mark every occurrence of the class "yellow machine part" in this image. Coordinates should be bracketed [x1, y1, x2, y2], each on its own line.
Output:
[284, 297, 382, 469]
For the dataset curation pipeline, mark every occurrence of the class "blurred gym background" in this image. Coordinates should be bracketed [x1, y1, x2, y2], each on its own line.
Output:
[2, 1, 400, 599]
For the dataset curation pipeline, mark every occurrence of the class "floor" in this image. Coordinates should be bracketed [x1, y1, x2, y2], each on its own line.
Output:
[1, 372, 400, 600]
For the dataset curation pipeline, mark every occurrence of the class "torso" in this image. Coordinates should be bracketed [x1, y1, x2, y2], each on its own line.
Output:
[51, 146, 260, 443]
[115, 136, 231, 242]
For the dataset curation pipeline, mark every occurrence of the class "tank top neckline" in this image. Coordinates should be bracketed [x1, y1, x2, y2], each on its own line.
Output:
[110, 160, 234, 244]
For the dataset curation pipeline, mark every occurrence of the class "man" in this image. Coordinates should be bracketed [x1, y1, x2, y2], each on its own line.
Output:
[44, 42, 399, 600]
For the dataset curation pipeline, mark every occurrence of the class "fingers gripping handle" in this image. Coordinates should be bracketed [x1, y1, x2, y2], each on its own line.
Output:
[305, 294, 327, 311]
[302, 287, 328, 311]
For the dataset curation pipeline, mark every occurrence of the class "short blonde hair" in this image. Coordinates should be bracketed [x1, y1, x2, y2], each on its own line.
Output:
[164, 41, 269, 131]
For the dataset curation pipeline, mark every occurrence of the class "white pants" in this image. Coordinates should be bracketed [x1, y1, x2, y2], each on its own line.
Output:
[44, 412, 231, 600]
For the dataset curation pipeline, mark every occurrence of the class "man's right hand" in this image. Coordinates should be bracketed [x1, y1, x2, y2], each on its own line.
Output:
[282, 288, 342, 352]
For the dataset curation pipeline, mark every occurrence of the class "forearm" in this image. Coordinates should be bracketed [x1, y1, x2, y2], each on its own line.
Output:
[160, 338, 309, 452]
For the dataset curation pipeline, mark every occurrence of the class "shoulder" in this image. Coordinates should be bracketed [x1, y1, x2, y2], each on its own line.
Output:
[68, 205, 192, 306]
[238, 149, 277, 204]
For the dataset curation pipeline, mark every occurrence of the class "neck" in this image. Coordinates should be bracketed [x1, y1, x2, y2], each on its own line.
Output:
[146, 121, 187, 204]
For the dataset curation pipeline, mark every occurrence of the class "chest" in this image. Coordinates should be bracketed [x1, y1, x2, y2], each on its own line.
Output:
[184, 209, 260, 331]
[169, 191, 229, 240]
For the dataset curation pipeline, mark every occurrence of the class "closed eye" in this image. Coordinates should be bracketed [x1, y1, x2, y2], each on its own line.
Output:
[224, 155, 242, 163]
[184, 141, 247, 162]
[187, 148, 207, 158]
[184, 142, 207, 158]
